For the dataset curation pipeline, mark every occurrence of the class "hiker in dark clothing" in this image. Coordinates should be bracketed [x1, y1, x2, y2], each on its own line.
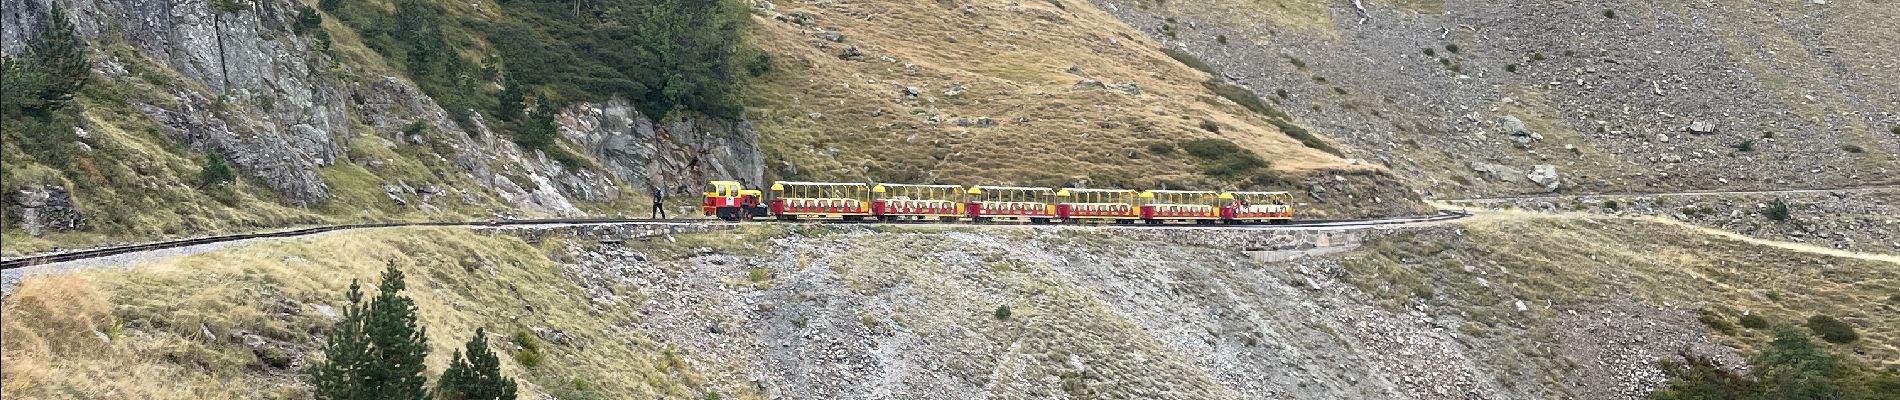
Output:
[651, 185, 667, 219]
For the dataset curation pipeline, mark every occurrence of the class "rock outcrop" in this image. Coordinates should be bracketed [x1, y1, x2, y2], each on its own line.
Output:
[8, 185, 83, 236]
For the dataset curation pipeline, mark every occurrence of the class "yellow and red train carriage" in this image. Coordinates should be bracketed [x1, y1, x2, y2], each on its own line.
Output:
[873, 184, 965, 222]
[701, 180, 768, 221]
[768, 181, 872, 221]
[965, 186, 1058, 223]
[1139, 190, 1224, 224]
[1221, 191, 1294, 224]
[1055, 188, 1139, 223]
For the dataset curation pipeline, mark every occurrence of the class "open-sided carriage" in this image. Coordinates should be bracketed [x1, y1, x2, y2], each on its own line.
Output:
[873, 184, 965, 222]
[966, 186, 1058, 223]
[1222, 191, 1294, 224]
[1056, 188, 1139, 223]
[1139, 190, 1223, 224]
[769, 181, 872, 221]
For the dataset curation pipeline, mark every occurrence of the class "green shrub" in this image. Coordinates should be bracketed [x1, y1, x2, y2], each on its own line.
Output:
[1890, 126, 1899, 136]
[1163, 48, 1216, 75]
[1603, 9, 1615, 18]
[1841, 144, 1864, 153]
[1505, 64, 1518, 73]
[1699, 309, 1736, 335]
[1160, 23, 1178, 38]
[1444, 43, 1460, 53]
[1805, 315, 1858, 343]
[1201, 79, 1287, 120]
[1889, 293, 1900, 304]
[1654, 328, 1900, 399]
[1146, 142, 1176, 155]
[1603, 200, 1619, 211]
[1269, 119, 1342, 156]
[511, 329, 544, 368]
[1732, 140, 1754, 152]
[1204, 152, 1267, 178]
[1739, 314, 1769, 330]
[1274, 88, 1288, 98]
[1422, 48, 1435, 57]
[1764, 199, 1790, 222]
[748, 268, 771, 283]
[1198, 119, 1220, 133]
[1287, 57, 1306, 69]
[200, 152, 237, 186]
[1180, 138, 1241, 159]
[1332, 87, 1347, 95]
[1215, 34, 1227, 44]
[293, 6, 322, 35]
[993, 305, 1012, 320]
[1311, 76, 1327, 83]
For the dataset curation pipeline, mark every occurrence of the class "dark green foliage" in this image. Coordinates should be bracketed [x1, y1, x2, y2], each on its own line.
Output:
[294, 6, 323, 35]
[510, 330, 543, 369]
[1160, 23, 1177, 38]
[993, 305, 1012, 320]
[1287, 57, 1306, 70]
[1890, 126, 1899, 136]
[1422, 48, 1435, 57]
[1268, 119, 1342, 157]
[1274, 88, 1288, 98]
[1444, 43, 1460, 53]
[1764, 199, 1790, 222]
[1179, 138, 1270, 178]
[200, 152, 237, 186]
[1505, 64, 1518, 73]
[1215, 34, 1227, 44]
[495, 77, 525, 122]
[706, 390, 723, 400]
[1603, 200, 1619, 211]
[436, 328, 519, 400]
[1699, 309, 1736, 335]
[1805, 316, 1858, 344]
[1201, 80, 1287, 120]
[513, 94, 559, 149]
[1198, 119, 1220, 133]
[1889, 293, 1900, 304]
[1739, 314, 1769, 330]
[1653, 328, 1900, 399]
[1603, 9, 1616, 18]
[1532, 52, 1547, 61]
[1311, 76, 1327, 83]
[1180, 138, 1242, 159]
[1146, 142, 1176, 155]
[319, 0, 342, 12]
[1332, 87, 1347, 95]
[309, 264, 431, 400]
[402, 120, 429, 136]
[1841, 144, 1864, 153]
[27, 3, 88, 112]
[1732, 140, 1754, 152]
[1162, 48, 1215, 75]
[315, 30, 334, 52]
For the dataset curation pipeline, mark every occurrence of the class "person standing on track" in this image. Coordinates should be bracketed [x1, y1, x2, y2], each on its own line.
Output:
[651, 184, 667, 219]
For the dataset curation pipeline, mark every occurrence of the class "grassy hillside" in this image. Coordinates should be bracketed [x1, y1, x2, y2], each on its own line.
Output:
[743, 0, 1362, 188]
[1, 227, 745, 399]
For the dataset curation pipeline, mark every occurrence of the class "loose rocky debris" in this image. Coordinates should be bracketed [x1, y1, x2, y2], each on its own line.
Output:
[1451, 188, 1899, 254]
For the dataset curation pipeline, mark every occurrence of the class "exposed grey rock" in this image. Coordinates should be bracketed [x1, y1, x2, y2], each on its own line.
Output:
[1470, 162, 1526, 183]
[9, 185, 83, 236]
[839, 46, 863, 59]
[1072, 79, 1107, 90]
[820, 30, 844, 42]
[942, 84, 966, 97]
[1527, 165, 1561, 192]
[1687, 120, 1716, 134]
[1111, 82, 1142, 95]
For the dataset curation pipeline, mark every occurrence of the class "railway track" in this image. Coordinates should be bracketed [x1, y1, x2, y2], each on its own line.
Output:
[0, 212, 1468, 270]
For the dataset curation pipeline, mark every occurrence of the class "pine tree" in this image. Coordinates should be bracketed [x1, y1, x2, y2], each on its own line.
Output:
[435, 328, 518, 400]
[513, 94, 557, 149]
[200, 151, 236, 186]
[495, 76, 523, 122]
[34, 3, 89, 111]
[309, 263, 432, 400]
[319, 0, 343, 13]
[294, 6, 323, 35]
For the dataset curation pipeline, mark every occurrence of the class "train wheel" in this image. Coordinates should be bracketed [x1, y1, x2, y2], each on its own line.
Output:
[1031, 218, 1051, 224]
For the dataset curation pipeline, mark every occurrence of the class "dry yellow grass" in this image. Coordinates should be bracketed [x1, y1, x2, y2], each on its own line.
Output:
[1, 228, 754, 400]
[745, 0, 1365, 189]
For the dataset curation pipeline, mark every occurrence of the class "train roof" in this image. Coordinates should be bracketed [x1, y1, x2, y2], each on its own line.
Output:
[1224, 191, 1292, 196]
[1142, 189, 1220, 194]
[772, 181, 870, 186]
[969, 185, 1055, 191]
[873, 183, 964, 188]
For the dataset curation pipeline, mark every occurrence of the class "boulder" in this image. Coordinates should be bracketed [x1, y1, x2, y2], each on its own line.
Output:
[1072, 79, 1107, 90]
[1527, 165, 1561, 192]
[1111, 83, 1141, 96]
[1687, 120, 1716, 134]
[1470, 162, 1526, 183]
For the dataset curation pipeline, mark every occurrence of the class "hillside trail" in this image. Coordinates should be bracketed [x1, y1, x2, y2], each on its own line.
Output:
[1432, 201, 1900, 266]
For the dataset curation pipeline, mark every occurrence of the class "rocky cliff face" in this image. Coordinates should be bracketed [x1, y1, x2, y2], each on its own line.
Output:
[1092, 0, 1900, 197]
[1, 0, 762, 236]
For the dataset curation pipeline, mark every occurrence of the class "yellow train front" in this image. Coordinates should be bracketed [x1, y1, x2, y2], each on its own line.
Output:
[700, 180, 769, 221]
